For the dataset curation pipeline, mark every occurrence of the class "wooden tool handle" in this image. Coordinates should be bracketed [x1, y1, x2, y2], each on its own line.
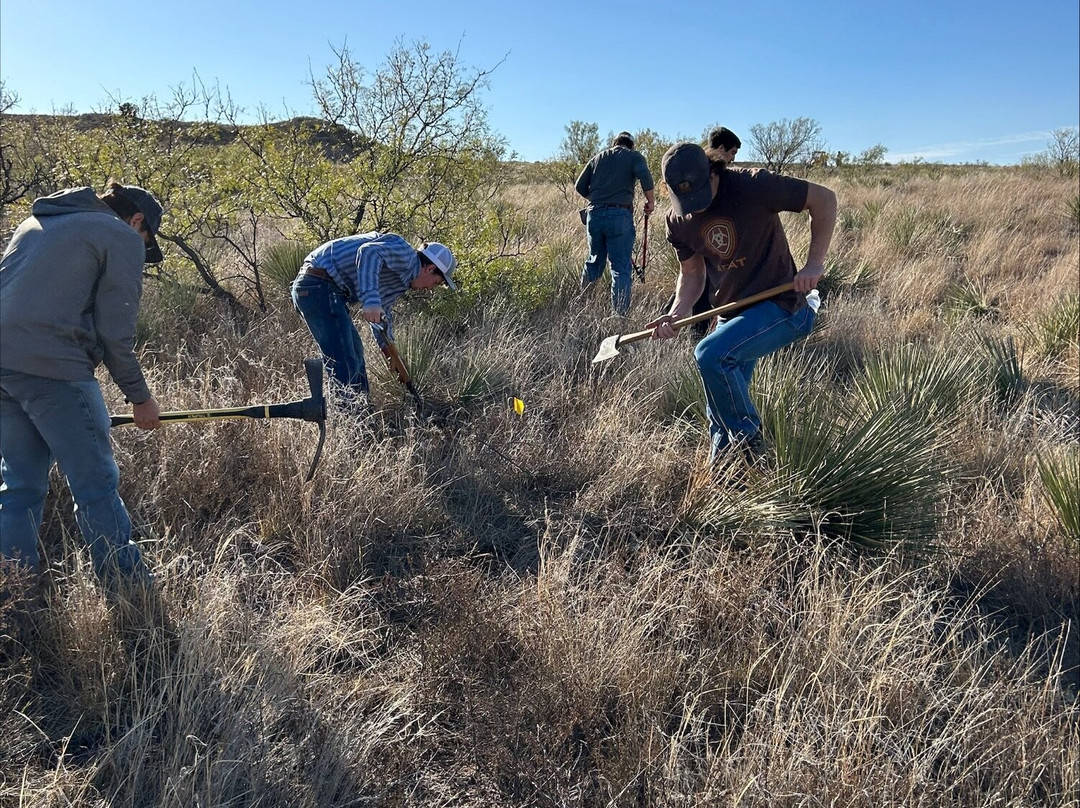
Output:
[618, 281, 797, 347]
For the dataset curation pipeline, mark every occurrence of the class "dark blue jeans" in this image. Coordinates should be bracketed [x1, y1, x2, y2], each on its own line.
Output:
[0, 369, 147, 580]
[291, 273, 369, 405]
[693, 300, 816, 460]
[581, 206, 635, 316]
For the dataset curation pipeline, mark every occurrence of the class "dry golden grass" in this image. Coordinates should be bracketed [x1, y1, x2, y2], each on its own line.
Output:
[2, 164, 1077, 807]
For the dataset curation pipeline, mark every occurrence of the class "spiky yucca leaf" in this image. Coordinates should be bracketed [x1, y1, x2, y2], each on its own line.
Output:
[1037, 448, 1080, 544]
[1029, 293, 1080, 360]
[945, 279, 1000, 321]
[973, 334, 1025, 406]
[853, 341, 983, 429]
[777, 404, 946, 553]
[660, 358, 706, 425]
[262, 241, 314, 294]
[678, 465, 805, 541]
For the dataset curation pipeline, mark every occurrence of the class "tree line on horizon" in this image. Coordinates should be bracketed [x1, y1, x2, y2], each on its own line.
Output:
[1, 37, 1077, 315]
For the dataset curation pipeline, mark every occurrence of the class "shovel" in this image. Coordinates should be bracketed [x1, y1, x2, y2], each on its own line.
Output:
[109, 358, 328, 481]
[591, 281, 796, 363]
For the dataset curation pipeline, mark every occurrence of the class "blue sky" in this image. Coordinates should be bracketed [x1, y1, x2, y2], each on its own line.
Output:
[2, 0, 1077, 165]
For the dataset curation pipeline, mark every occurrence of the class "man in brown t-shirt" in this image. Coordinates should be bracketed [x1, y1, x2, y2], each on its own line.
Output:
[648, 141, 836, 466]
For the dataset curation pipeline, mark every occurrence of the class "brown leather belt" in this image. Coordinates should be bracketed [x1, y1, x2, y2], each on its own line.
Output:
[300, 265, 333, 280]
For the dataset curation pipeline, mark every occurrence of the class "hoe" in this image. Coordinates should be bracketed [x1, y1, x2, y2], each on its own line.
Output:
[109, 359, 327, 481]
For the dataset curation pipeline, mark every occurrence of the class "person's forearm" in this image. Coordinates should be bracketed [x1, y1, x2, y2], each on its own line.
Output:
[670, 257, 706, 318]
[805, 186, 837, 267]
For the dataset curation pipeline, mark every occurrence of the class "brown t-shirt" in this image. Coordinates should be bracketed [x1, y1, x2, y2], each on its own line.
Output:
[665, 167, 809, 313]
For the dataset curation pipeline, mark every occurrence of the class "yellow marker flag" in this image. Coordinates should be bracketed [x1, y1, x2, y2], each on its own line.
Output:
[511, 397, 525, 416]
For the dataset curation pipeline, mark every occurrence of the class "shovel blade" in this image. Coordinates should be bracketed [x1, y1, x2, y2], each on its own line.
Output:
[591, 335, 622, 364]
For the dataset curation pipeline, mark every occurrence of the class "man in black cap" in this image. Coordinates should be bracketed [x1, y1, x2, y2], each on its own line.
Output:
[575, 131, 656, 316]
[660, 127, 745, 338]
[1, 181, 164, 583]
[649, 141, 836, 467]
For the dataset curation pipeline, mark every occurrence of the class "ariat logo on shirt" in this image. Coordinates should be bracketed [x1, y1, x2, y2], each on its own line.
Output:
[701, 218, 736, 261]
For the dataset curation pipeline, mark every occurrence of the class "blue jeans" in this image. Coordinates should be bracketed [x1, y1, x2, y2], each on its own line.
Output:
[581, 207, 635, 316]
[291, 273, 369, 405]
[693, 300, 816, 460]
[0, 369, 147, 580]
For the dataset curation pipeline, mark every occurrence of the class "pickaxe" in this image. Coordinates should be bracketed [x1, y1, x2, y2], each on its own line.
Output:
[591, 281, 796, 363]
[109, 358, 328, 482]
[371, 320, 424, 415]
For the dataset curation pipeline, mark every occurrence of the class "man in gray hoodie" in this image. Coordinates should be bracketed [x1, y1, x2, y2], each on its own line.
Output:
[1, 182, 164, 583]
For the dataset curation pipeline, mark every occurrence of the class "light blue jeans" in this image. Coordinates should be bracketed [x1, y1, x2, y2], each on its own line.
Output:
[291, 272, 369, 406]
[581, 206, 635, 316]
[693, 300, 816, 461]
[0, 369, 147, 580]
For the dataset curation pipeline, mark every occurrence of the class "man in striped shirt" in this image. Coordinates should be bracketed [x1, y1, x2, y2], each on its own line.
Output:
[291, 233, 457, 409]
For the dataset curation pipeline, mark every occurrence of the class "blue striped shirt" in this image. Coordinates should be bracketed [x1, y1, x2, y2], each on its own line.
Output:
[304, 232, 421, 342]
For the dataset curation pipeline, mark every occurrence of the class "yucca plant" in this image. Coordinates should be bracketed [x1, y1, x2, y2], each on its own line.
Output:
[774, 403, 947, 553]
[972, 334, 1025, 407]
[751, 346, 948, 552]
[1029, 293, 1080, 360]
[862, 198, 886, 224]
[885, 206, 924, 252]
[261, 241, 314, 295]
[677, 463, 805, 542]
[817, 259, 876, 298]
[1036, 448, 1080, 544]
[660, 357, 707, 425]
[387, 317, 442, 391]
[852, 341, 983, 432]
[944, 279, 1000, 321]
[452, 352, 510, 406]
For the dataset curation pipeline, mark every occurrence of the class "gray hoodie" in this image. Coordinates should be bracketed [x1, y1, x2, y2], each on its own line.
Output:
[0, 187, 151, 404]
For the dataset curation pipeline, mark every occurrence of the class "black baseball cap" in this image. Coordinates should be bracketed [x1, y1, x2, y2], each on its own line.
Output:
[661, 142, 714, 216]
[117, 184, 165, 263]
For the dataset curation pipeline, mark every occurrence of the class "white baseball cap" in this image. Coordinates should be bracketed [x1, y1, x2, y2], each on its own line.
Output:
[421, 242, 458, 291]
